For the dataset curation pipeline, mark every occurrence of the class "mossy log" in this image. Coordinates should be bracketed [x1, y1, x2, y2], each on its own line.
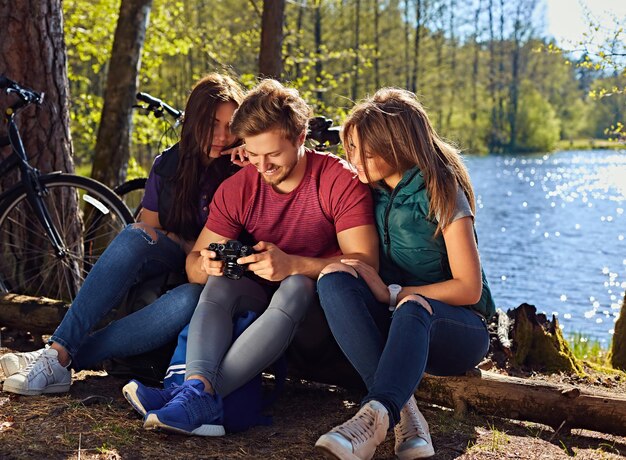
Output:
[610, 295, 626, 370]
[417, 370, 626, 436]
[0, 293, 68, 332]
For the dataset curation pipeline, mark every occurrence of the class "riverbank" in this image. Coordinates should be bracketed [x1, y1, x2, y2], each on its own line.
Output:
[555, 138, 624, 151]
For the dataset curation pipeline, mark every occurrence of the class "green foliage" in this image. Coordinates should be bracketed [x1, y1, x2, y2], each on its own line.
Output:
[515, 84, 561, 152]
[63, 0, 624, 174]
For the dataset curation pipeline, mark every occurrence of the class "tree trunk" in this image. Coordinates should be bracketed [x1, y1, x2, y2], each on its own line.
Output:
[373, 0, 380, 89]
[410, 0, 422, 93]
[0, 0, 79, 301]
[314, 0, 323, 103]
[611, 294, 626, 370]
[470, 0, 482, 152]
[404, 0, 410, 89]
[259, 0, 285, 79]
[0, 0, 73, 177]
[91, 0, 152, 189]
[445, 0, 457, 132]
[508, 4, 522, 152]
[417, 370, 626, 437]
[352, 0, 361, 102]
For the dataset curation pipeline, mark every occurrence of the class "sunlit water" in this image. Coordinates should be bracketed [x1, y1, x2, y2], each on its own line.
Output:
[465, 149, 626, 345]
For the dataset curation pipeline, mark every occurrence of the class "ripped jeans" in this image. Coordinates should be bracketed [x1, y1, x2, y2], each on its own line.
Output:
[317, 271, 489, 426]
[50, 224, 202, 370]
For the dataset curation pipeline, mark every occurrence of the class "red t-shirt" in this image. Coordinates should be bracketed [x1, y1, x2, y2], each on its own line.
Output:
[206, 149, 374, 258]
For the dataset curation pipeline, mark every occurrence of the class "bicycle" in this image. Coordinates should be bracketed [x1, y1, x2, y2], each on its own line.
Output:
[0, 76, 134, 302]
[114, 92, 184, 219]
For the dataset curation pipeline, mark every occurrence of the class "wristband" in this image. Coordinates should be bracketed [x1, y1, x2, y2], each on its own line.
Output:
[387, 284, 402, 311]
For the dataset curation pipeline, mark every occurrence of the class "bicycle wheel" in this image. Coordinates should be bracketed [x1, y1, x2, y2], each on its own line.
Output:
[115, 177, 146, 219]
[0, 173, 134, 302]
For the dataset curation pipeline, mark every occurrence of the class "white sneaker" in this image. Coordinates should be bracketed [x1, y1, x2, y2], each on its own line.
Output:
[0, 348, 45, 377]
[394, 396, 435, 459]
[315, 400, 389, 460]
[2, 348, 71, 395]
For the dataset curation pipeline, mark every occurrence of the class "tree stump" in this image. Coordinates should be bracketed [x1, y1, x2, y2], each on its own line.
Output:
[610, 294, 626, 370]
[493, 303, 583, 375]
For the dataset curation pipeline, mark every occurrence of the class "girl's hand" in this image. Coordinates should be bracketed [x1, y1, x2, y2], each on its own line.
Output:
[340, 258, 390, 304]
[222, 145, 249, 167]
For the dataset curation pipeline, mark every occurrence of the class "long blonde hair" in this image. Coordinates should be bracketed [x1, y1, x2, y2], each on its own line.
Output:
[343, 87, 475, 235]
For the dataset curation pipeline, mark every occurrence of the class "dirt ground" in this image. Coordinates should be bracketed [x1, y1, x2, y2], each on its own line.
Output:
[1, 338, 626, 459]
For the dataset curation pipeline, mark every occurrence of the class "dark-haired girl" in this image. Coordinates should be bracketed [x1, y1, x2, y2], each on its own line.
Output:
[1, 73, 245, 396]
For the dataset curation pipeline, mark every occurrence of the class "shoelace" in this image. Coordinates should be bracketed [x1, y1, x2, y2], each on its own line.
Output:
[335, 406, 378, 446]
[164, 382, 204, 407]
[20, 353, 53, 378]
[396, 405, 427, 443]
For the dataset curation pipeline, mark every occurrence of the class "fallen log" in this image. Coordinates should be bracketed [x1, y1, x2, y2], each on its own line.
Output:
[417, 369, 626, 437]
[2, 294, 626, 436]
[0, 293, 68, 332]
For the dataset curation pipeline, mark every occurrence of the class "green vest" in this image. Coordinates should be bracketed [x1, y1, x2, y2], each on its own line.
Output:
[373, 167, 496, 319]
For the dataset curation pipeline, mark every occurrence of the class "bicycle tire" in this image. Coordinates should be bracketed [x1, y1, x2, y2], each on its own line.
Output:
[0, 173, 134, 302]
[114, 177, 147, 219]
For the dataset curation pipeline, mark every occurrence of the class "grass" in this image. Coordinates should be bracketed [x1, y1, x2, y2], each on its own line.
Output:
[556, 138, 624, 151]
[566, 332, 610, 365]
[73, 156, 147, 181]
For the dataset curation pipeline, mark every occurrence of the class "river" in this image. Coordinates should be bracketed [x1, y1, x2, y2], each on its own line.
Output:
[465, 149, 626, 345]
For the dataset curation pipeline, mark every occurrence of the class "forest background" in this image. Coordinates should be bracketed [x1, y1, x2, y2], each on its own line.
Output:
[65, 0, 625, 178]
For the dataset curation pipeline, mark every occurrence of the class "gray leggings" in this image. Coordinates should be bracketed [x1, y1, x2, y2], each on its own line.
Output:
[185, 274, 315, 396]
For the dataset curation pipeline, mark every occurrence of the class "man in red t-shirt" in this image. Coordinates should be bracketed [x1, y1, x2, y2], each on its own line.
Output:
[131, 79, 378, 436]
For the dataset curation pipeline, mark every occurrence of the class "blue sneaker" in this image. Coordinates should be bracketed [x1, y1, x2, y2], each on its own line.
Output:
[143, 379, 225, 436]
[122, 379, 182, 417]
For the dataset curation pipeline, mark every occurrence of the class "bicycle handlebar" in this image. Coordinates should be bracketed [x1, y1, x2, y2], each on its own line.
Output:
[136, 92, 183, 120]
[0, 75, 44, 105]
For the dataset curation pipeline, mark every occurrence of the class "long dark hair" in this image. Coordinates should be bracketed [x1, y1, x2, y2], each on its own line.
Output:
[163, 73, 245, 241]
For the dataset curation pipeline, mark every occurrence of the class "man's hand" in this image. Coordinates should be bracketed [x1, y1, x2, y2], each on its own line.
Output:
[198, 248, 225, 276]
[238, 241, 294, 282]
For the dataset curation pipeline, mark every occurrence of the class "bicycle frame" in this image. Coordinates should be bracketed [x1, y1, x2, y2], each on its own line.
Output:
[1, 97, 74, 282]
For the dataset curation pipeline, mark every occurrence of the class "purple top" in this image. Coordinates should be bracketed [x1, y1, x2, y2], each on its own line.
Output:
[142, 154, 217, 226]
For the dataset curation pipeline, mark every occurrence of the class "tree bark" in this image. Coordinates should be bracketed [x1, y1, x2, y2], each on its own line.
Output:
[0, 0, 73, 177]
[418, 370, 626, 437]
[91, 0, 152, 188]
[352, 0, 361, 102]
[611, 294, 626, 370]
[314, 0, 323, 102]
[373, 0, 380, 89]
[410, 0, 422, 93]
[259, 0, 285, 79]
[0, 0, 78, 300]
[470, 0, 482, 152]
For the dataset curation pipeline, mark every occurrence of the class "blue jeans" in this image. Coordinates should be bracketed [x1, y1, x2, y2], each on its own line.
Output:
[50, 225, 202, 370]
[318, 271, 489, 426]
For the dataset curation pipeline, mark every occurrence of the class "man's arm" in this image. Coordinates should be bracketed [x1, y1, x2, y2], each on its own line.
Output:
[186, 226, 232, 284]
[240, 224, 379, 281]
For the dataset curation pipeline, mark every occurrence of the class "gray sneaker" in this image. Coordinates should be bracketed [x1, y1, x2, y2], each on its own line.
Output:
[0, 348, 45, 377]
[2, 348, 71, 395]
[394, 396, 435, 459]
[315, 400, 389, 460]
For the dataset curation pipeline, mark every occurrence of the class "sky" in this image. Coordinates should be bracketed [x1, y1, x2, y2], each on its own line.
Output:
[544, 0, 626, 48]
